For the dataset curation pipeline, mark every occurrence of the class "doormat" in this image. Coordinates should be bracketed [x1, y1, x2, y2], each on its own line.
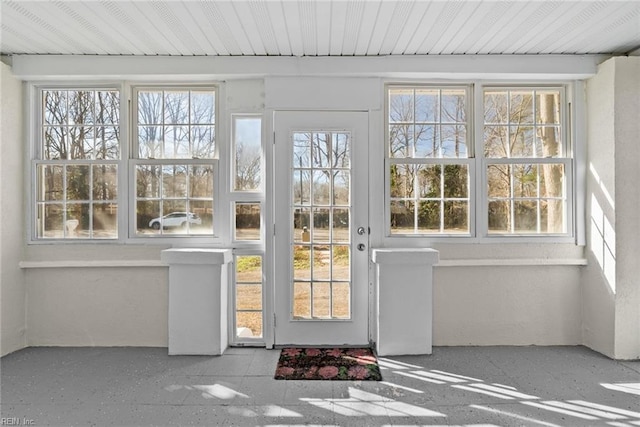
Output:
[274, 347, 382, 380]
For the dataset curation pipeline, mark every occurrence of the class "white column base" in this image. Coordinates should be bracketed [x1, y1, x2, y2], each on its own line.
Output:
[372, 248, 439, 356]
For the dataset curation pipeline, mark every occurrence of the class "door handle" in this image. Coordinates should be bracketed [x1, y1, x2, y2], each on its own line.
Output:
[357, 226, 366, 235]
[357, 243, 366, 251]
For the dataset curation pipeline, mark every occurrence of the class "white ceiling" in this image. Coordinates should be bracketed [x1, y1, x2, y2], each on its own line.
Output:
[1, 1, 639, 57]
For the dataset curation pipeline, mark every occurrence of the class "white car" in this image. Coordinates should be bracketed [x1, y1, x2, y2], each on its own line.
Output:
[149, 212, 201, 230]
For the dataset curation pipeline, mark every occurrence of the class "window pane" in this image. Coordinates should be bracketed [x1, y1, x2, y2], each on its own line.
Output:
[235, 202, 260, 241]
[312, 282, 331, 318]
[487, 162, 565, 235]
[488, 200, 510, 232]
[418, 200, 440, 231]
[191, 125, 215, 159]
[138, 200, 160, 233]
[540, 164, 564, 198]
[92, 203, 117, 238]
[509, 91, 534, 124]
[441, 89, 466, 123]
[162, 165, 187, 198]
[541, 199, 564, 233]
[312, 170, 330, 205]
[415, 89, 438, 122]
[95, 126, 119, 160]
[444, 201, 468, 233]
[95, 91, 119, 125]
[44, 90, 67, 125]
[313, 208, 330, 243]
[390, 164, 415, 198]
[66, 203, 90, 238]
[233, 117, 261, 191]
[68, 126, 94, 159]
[293, 208, 311, 243]
[66, 165, 91, 200]
[236, 255, 262, 283]
[536, 90, 561, 124]
[389, 89, 413, 123]
[293, 170, 311, 205]
[332, 208, 349, 243]
[332, 132, 350, 168]
[38, 203, 63, 238]
[37, 164, 64, 201]
[333, 170, 349, 206]
[441, 124, 467, 158]
[443, 165, 468, 198]
[138, 125, 163, 158]
[92, 165, 117, 200]
[44, 126, 67, 160]
[164, 91, 189, 124]
[514, 201, 537, 232]
[164, 125, 190, 158]
[293, 246, 311, 281]
[68, 91, 95, 125]
[484, 90, 508, 124]
[136, 89, 215, 160]
[484, 88, 563, 159]
[390, 200, 415, 234]
[237, 285, 262, 310]
[293, 133, 311, 168]
[138, 91, 162, 125]
[189, 165, 214, 198]
[487, 165, 510, 198]
[311, 133, 331, 168]
[189, 200, 213, 235]
[136, 165, 161, 198]
[332, 282, 350, 319]
[418, 165, 441, 198]
[293, 282, 311, 319]
[191, 91, 215, 124]
[415, 124, 437, 157]
[236, 312, 262, 338]
[389, 124, 412, 158]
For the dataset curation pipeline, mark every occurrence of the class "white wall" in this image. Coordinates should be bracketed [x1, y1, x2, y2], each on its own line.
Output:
[583, 59, 617, 358]
[5, 57, 595, 352]
[584, 56, 640, 360]
[26, 265, 168, 347]
[0, 61, 26, 356]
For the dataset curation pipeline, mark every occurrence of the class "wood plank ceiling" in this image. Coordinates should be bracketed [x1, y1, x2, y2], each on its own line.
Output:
[1, 1, 639, 57]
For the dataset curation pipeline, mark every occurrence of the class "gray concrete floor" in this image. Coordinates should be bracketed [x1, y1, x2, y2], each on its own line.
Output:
[1, 346, 639, 427]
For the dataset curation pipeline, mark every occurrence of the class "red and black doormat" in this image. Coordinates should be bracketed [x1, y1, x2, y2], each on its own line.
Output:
[274, 347, 383, 380]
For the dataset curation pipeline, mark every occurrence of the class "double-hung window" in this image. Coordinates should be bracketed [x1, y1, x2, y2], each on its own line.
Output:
[386, 84, 572, 239]
[483, 87, 569, 235]
[387, 86, 472, 235]
[35, 88, 120, 239]
[132, 87, 217, 237]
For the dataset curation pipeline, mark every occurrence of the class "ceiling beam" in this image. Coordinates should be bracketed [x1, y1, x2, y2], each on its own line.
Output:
[10, 54, 608, 81]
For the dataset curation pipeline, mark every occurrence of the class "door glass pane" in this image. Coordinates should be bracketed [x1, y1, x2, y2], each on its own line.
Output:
[291, 131, 352, 320]
[235, 255, 263, 339]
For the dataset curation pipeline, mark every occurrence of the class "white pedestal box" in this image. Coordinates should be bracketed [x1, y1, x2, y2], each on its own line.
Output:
[372, 248, 439, 356]
[161, 248, 232, 356]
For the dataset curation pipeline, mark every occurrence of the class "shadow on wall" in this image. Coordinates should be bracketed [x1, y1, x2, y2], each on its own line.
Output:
[588, 162, 616, 294]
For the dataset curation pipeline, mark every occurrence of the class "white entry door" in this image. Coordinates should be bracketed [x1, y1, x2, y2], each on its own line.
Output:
[274, 111, 369, 346]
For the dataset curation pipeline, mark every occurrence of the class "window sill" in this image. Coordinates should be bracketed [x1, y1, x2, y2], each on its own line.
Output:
[19, 260, 166, 269]
[435, 258, 587, 267]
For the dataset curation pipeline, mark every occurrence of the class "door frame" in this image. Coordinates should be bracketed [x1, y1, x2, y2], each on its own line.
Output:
[270, 110, 371, 347]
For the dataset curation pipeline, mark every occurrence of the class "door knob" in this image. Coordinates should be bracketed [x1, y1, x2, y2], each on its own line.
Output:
[357, 226, 366, 235]
[357, 243, 366, 251]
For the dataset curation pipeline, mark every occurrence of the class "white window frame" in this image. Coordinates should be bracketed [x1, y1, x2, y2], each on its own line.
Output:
[27, 81, 226, 245]
[129, 84, 221, 243]
[479, 85, 574, 240]
[383, 82, 577, 244]
[29, 83, 126, 243]
[385, 84, 475, 238]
